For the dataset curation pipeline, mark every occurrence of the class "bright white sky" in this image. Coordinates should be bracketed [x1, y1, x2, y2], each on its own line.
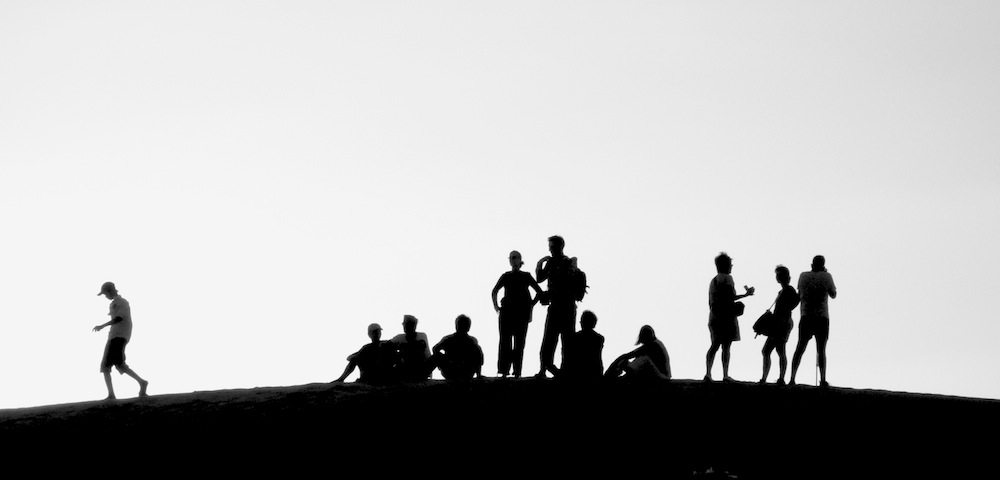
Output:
[2, 1, 998, 409]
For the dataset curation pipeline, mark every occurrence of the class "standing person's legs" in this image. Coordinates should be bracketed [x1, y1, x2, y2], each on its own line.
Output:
[555, 303, 577, 374]
[789, 318, 814, 385]
[537, 307, 558, 377]
[776, 341, 789, 383]
[705, 332, 720, 381]
[498, 312, 512, 376]
[761, 338, 777, 382]
[815, 317, 830, 385]
[721, 341, 733, 380]
[512, 321, 529, 377]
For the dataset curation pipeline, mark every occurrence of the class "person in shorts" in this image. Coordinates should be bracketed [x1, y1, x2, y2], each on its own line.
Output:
[790, 255, 838, 387]
[93, 281, 149, 400]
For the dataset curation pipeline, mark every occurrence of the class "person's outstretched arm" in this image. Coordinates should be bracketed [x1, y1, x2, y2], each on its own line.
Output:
[93, 316, 124, 332]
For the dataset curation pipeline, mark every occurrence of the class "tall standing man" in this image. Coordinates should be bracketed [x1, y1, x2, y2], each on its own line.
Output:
[93, 281, 149, 400]
[534, 235, 578, 378]
[790, 255, 838, 387]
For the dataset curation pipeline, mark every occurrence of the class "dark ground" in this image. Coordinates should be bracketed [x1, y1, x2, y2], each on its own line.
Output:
[2, 379, 997, 478]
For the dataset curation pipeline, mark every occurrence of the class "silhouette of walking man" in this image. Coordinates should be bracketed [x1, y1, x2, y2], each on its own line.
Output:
[93, 282, 149, 400]
[492, 250, 543, 378]
[790, 255, 837, 387]
[534, 235, 578, 378]
[705, 252, 754, 382]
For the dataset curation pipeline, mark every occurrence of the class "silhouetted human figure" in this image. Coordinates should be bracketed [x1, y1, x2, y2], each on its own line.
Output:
[760, 265, 800, 385]
[492, 250, 543, 378]
[334, 323, 398, 383]
[390, 315, 432, 381]
[790, 255, 837, 387]
[605, 325, 671, 380]
[561, 310, 605, 381]
[428, 314, 484, 381]
[534, 235, 579, 378]
[92, 282, 149, 400]
[705, 252, 755, 382]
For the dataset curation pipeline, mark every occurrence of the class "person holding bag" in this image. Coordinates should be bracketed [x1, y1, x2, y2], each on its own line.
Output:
[759, 265, 800, 385]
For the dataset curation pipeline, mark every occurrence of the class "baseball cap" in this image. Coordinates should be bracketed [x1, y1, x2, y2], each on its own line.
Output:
[367, 323, 382, 334]
[97, 281, 116, 296]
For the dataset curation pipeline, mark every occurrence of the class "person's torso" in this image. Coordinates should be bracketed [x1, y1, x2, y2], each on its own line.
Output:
[108, 296, 133, 340]
[500, 271, 533, 306]
[798, 271, 834, 317]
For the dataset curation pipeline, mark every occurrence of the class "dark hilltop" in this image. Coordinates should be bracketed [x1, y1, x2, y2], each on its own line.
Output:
[2, 379, 997, 478]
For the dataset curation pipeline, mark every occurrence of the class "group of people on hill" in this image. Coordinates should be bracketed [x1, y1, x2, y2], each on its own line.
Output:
[705, 252, 837, 386]
[89, 235, 836, 400]
[332, 235, 672, 385]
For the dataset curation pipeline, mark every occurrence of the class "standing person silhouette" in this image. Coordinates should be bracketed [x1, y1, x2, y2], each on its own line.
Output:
[534, 235, 578, 378]
[790, 255, 837, 387]
[492, 250, 543, 378]
[760, 265, 800, 385]
[705, 252, 754, 382]
[92, 282, 149, 400]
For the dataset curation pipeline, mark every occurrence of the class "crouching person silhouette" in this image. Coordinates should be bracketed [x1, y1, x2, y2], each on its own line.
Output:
[428, 315, 484, 381]
[561, 310, 605, 381]
[334, 323, 398, 383]
[605, 325, 671, 380]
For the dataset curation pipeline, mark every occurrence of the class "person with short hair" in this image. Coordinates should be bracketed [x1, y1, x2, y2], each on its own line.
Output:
[334, 323, 397, 383]
[790, 255, 837, 387]
[491, 250, 543, 378]
[429, 315, 484, 381]
[390, 314, 432, 381]
[534, 235, 579, 378]
[759, 265, 800, 385]
[705, 252, 755, 382]
[561, 310, 605, 380]
[92, 282, 149, 400]
[605, 325, 670, 380]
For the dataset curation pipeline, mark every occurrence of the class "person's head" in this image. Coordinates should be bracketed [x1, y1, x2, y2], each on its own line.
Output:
[811, 255, 827, 272]
[580, 310, 597, 330]
[636, 325, 656, 345]
[714, 252, 732, 274]
[775, 265, 791, 286]
[367, 323, 383, 342]
[455, 314, 471, 334]
[548, 235, 565, 256]
[97, 281, 118, 299]
[509, 250, 524, 270]
[402, 315, 418, 334]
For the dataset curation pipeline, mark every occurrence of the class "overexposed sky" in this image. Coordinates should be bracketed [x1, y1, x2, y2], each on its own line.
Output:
[2, 1, 999, 409]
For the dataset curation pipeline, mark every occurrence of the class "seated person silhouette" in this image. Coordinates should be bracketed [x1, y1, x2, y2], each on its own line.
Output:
[605, 325, 671, 380]
[334, 323, 398, 383]
[428, 314, 484, 381]
[390, 314, 432, 381]
[560, 310, 604, 380]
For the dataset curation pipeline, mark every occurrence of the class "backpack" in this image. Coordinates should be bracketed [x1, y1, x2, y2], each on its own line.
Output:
[569, 266, 588, 302]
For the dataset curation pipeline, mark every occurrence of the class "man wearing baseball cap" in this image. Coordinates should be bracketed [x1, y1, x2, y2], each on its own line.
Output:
[93, 281, 149, 400]
[334, 322, 397, 383]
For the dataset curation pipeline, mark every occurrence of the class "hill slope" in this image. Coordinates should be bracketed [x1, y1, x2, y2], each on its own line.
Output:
[2, 379, 996, 478]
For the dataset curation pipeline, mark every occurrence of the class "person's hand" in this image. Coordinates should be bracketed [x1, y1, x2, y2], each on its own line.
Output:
[537, 256, 550, 267]
[494, 305, 500, 314]
[744, 285, 755, 296]
[92, 325, 103, 332]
